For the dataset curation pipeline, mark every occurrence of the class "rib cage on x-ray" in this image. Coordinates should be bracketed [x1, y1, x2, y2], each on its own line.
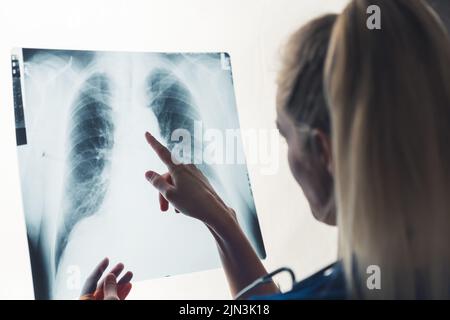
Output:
[146, 68, 199, 152]
[55, 73, 114, 270]
[145, 68, 216, 180]
[56, 69, 221, 270]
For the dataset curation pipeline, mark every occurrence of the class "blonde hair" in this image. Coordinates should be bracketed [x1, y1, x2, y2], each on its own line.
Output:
[277, 14, 336, 134]
[325, 0, 450, 299]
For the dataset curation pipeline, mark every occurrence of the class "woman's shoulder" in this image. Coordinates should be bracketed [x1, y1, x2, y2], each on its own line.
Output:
[250, 262, 347, 300]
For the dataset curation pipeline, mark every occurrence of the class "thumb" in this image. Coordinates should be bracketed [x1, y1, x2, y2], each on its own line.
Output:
[146, 170, 175, 199]
[103, 273, 119, 300]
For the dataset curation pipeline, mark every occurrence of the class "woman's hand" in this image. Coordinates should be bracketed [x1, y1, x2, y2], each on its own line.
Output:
[80, 258, 133, 300]
[144, 131, 237, 231]
[144, 132, 278, 299]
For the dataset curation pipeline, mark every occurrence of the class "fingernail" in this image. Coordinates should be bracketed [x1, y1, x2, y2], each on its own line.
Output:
[145, 171, 154, 181]
[145, 131, 153, 141]
[101, 257, 109, 268]
[106, 273, 116, 283]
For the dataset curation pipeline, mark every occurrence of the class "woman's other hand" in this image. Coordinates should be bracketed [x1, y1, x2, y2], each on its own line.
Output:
[80, 258, 133, 300]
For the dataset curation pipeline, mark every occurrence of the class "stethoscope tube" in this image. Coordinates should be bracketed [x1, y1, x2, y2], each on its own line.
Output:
[234, 267, 296, 300]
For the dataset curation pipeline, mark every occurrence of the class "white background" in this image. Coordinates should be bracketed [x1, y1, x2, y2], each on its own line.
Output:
[0, 0, 347, 299]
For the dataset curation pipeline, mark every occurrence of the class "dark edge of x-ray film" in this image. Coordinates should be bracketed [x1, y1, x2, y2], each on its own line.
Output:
[12, 54, 27, 146]
[23, 48, 96, 70]
[14, 48, 266, 299]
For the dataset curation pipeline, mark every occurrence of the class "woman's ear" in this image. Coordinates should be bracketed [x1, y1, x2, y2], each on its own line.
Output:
[311, 129, 333, 175]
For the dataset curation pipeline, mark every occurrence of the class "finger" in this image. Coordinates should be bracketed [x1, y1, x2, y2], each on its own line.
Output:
[103, 273, 119, 300]
[159, 173, 172, 211]
[118, 283, 132, 300]
[159, 192, 169, 211]
[108, 262, 125, 278]
[96, 262, 125, 292]
[145, 132, 176, 169]
[81, 257, 109, 295]
[117, 271, 133, 285]
[146, 171, 175, 199]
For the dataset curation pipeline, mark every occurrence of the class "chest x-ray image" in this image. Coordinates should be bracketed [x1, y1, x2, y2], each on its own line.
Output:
[12, 48, 266, 299]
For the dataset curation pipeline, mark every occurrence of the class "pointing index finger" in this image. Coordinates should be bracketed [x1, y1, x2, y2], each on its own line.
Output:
[145, 132, 176, 170]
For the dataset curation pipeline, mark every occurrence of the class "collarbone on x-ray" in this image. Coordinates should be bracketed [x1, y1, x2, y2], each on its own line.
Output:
[14, 49, 265, 299]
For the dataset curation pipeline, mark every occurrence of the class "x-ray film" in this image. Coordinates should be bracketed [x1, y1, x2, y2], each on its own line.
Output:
[12, 48, 266, 299]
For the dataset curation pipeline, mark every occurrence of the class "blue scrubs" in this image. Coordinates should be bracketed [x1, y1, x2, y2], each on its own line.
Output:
[250, 262, 347, 300]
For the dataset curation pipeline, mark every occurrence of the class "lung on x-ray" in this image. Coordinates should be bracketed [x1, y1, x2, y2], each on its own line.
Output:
[11, 48, 266, 299]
